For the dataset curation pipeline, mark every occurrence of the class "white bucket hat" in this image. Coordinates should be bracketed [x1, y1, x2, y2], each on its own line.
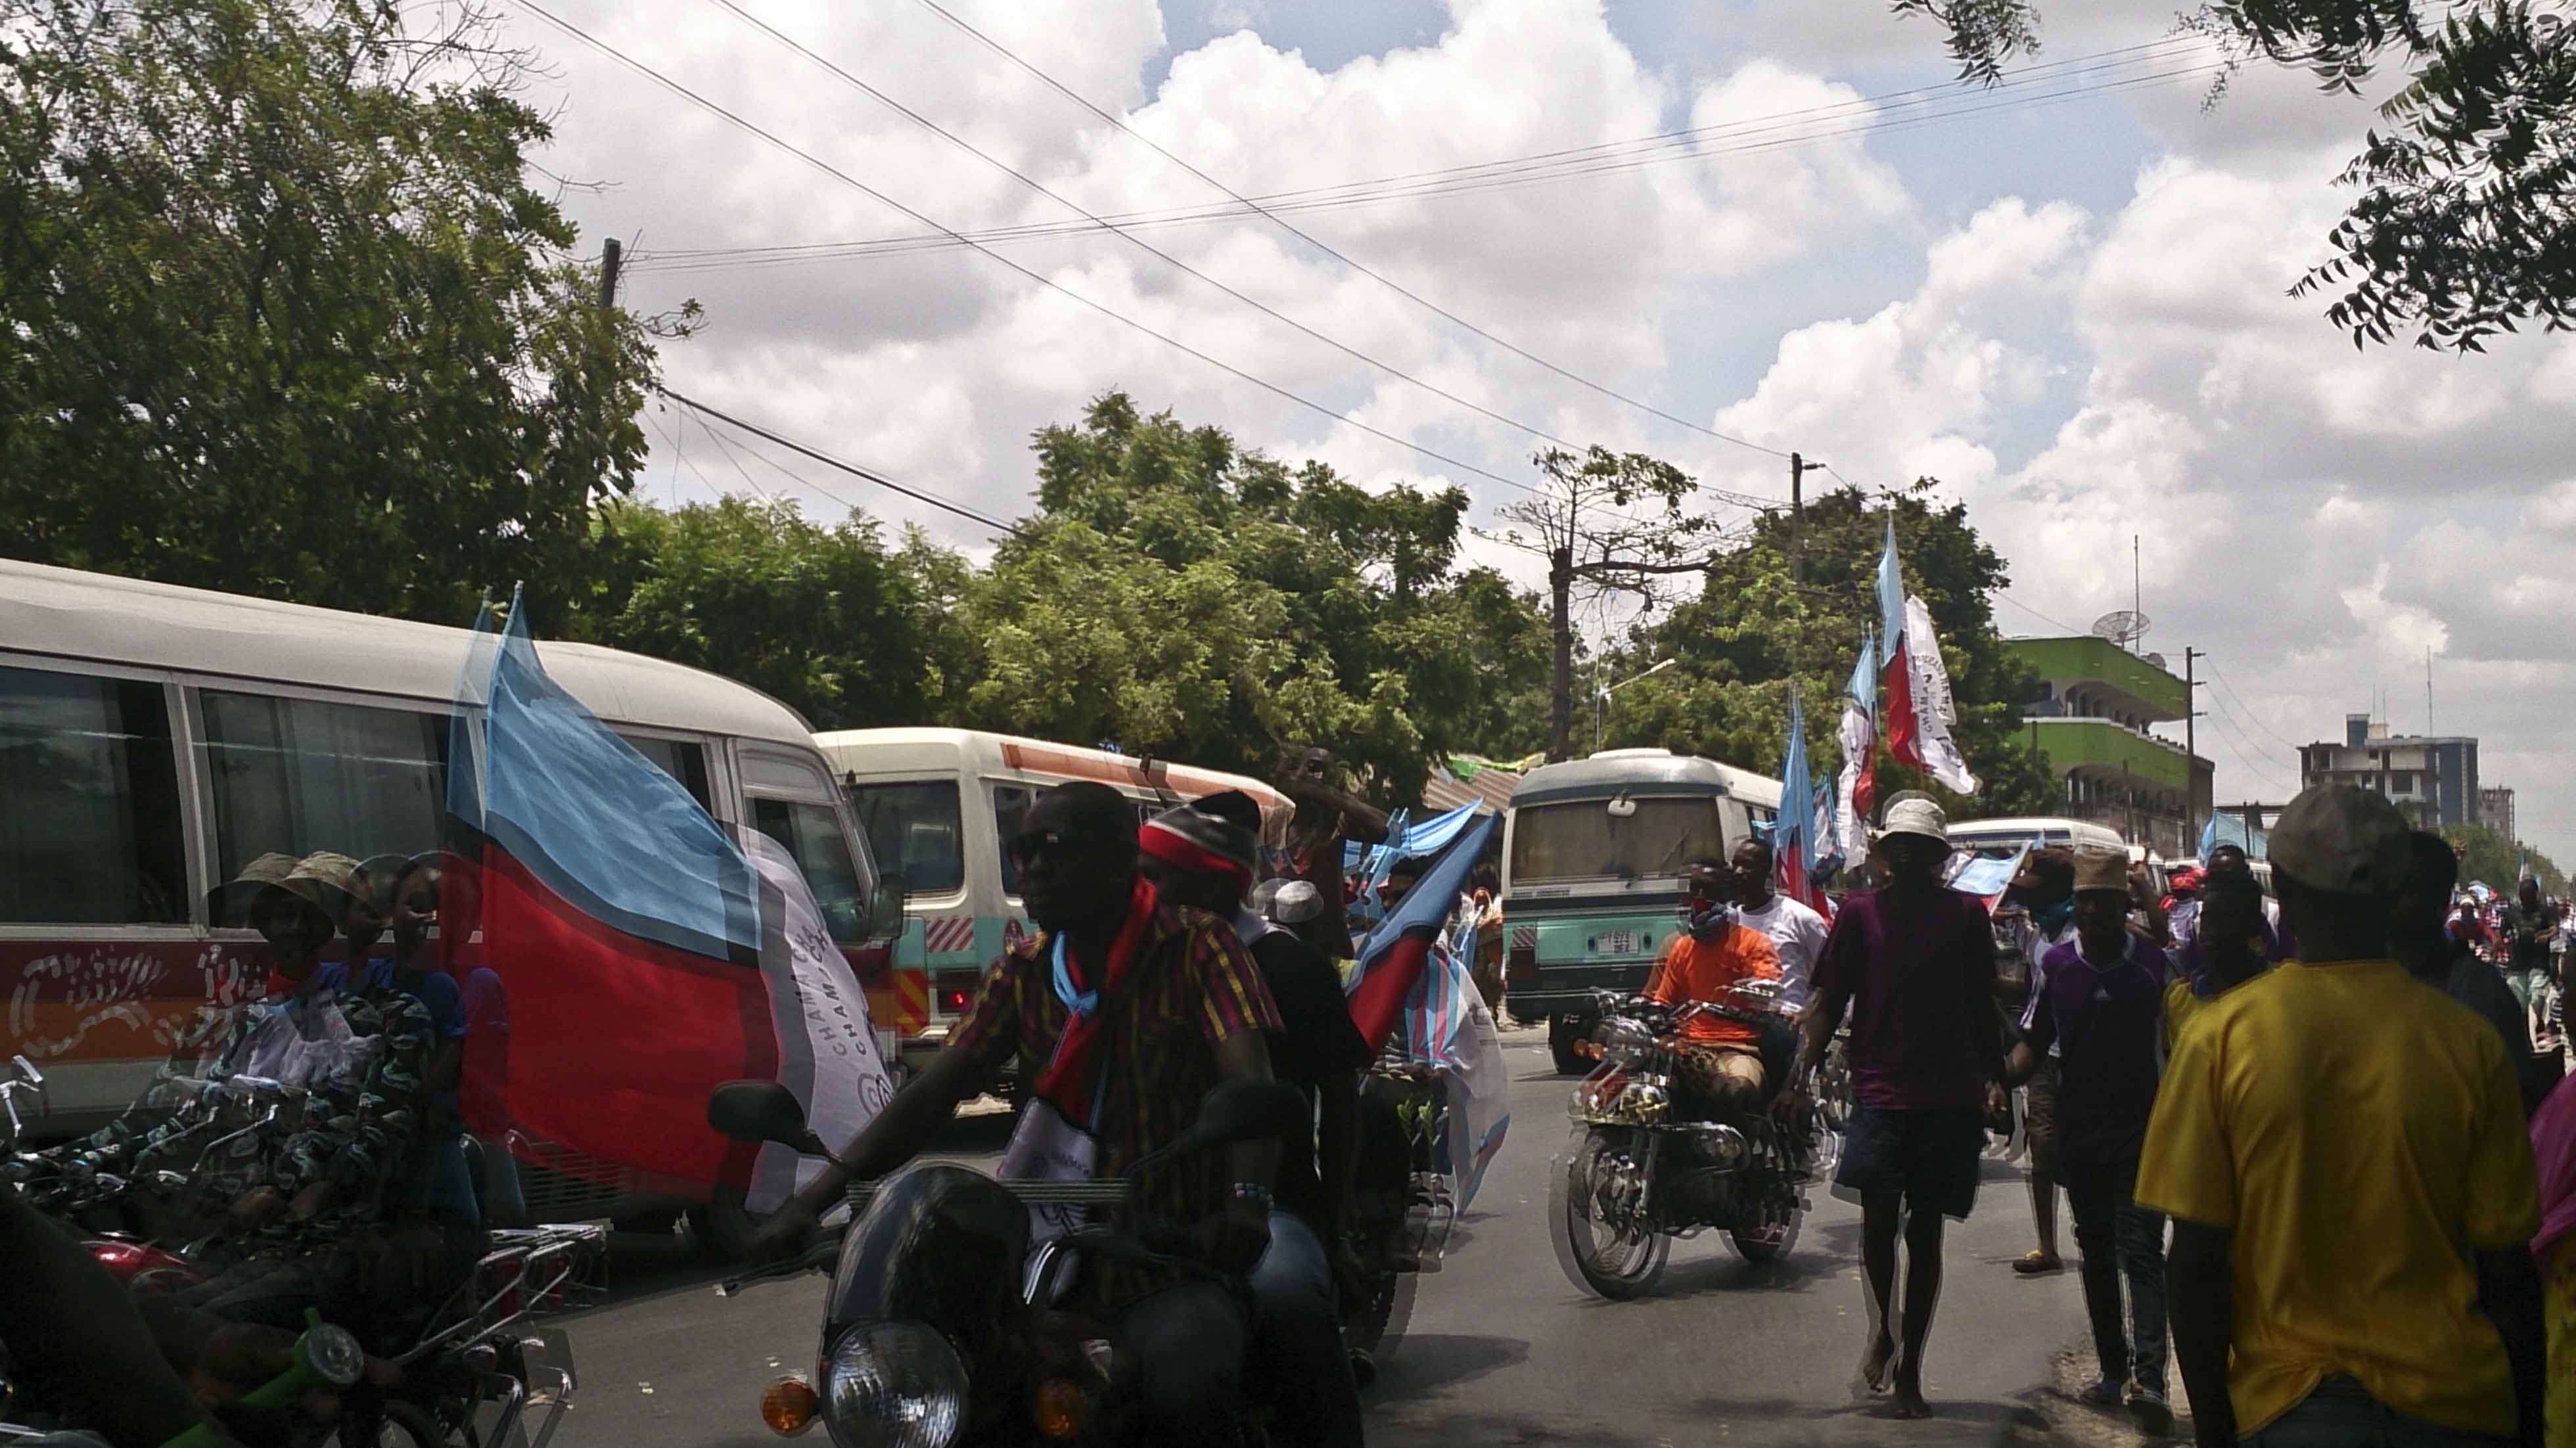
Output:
[1879, 796, 1949, 845]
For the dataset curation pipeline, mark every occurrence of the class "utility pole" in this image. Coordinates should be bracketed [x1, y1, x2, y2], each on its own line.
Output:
[2184, 646, 2206, 846]
[1787, 453, 1826, 586]
[599, 237, 624, 307]
[1548, 546, 1574, 762]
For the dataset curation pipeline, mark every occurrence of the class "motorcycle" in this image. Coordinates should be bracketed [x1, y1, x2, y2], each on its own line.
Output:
[1549, 983, 1814, 1300]
[708, 1077, 1308, 1447]
[1342, 1054, 1448, 1365]
[340, 1223, 599, 1448]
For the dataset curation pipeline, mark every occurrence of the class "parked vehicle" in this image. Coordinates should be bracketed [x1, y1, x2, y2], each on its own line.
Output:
[708, 1077, 1305, 1446]
[816, 727, 1291, 1074]
[1550, 984, 1814, 1300]
[1498, 750, 1780, 1074]
[0, 558, 888, 1240]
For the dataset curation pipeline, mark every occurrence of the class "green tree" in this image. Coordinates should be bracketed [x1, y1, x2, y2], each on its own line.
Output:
[1605, 484, 2056, 819]
[1895, 0, 2576, 350]
[568, 497, 964, 731]
[0, 0, 670, 625]
[957, 394, 1554, 806]
[2443, 821, 2565, 894]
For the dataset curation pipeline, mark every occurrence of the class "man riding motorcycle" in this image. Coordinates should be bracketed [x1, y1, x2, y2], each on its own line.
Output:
[1641, 863, 1784, 1117]
[748, 782, 1285, 1443]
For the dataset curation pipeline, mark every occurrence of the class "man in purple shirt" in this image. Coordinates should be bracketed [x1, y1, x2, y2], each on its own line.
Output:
[1787, 797, 2004, 1420]
[1996, 848, 2174, 1434]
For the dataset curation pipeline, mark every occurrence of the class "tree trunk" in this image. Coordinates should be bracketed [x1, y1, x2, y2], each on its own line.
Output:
[1549, 545, 1573, 762]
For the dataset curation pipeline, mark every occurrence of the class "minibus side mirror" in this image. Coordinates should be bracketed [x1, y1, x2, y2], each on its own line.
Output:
[866, 872, 909, 945]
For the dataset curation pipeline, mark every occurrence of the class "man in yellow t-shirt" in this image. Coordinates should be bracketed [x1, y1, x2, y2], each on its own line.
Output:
[2137, 784, 2542, 1446]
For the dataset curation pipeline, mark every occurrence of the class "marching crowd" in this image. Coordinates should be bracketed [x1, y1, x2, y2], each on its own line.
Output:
[1788, 785, 2573, 1446]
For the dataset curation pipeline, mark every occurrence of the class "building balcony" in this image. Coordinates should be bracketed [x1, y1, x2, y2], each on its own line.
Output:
[2009, 636, 2189, 722]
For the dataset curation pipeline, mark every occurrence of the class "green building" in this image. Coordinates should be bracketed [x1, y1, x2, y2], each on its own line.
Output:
[2006, 636, 2215, 858]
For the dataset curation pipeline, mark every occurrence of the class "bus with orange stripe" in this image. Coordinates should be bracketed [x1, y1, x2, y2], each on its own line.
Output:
[816, 728, 1291, 1074]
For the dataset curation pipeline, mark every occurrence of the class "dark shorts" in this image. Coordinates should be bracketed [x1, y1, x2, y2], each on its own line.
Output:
[1833, 1104, 1985, 1221]
[2023, 1058, 2062, 1176]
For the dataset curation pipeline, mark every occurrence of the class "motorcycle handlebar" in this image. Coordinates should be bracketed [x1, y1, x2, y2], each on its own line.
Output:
[716, 1238, 839, 1298]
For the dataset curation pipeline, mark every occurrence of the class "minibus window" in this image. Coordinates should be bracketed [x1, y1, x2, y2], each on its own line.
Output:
[849, 782, 965, 895]
[752, 798, 867, 943]
[0, 666, 186, 924]
[201, 691, 445, 886]
[1508, 797, 1726, 884]
[616, 734, 711, 810]
[993, 784, 1048, 897]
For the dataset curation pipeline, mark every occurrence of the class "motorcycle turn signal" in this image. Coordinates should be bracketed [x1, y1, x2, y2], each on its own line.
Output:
[760, 1374, 820, 1436]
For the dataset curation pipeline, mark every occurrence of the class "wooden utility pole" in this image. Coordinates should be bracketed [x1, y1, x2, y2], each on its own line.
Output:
[1787, 452, 1826, 585]
[2184, 646, 2206, 846]
[599, 237, 624, 306]
[1548, 545, 1574, 764]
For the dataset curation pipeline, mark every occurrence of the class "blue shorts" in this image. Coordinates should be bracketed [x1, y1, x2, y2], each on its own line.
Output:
[1832, 1104, 1985, 1220]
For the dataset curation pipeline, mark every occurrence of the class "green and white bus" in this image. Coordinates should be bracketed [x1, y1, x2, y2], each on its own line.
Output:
[1500, 748, 1781, 1074]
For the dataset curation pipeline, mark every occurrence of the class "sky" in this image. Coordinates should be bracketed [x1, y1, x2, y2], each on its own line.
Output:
[496, 0, 2576, 865]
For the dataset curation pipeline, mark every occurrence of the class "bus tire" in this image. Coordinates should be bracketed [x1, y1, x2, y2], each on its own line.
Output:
[688, 1187, 768, 1263]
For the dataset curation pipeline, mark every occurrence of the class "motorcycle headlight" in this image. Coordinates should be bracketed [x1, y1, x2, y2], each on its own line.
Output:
[820, 1320, 967, 1448]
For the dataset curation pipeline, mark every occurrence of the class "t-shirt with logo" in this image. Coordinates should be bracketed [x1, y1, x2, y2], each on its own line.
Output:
[2136, 958, 2538, 1438]
[2024, 934, 2170, 1164]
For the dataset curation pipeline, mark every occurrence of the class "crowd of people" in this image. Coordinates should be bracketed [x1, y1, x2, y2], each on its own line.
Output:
[1788, 784, 2574, 1447]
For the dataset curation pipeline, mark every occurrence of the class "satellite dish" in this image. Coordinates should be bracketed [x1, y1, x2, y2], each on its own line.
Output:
[2143, 652, 2168, 670]
[2091, 610, 2151, 650]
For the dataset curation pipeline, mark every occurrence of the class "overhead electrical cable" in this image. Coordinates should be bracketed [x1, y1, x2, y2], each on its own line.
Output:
[702, 0, 1616, 461]
[637, 39, 2223, 275]
[511, 1, 1576, 501]
[658, 387, 1024, 537]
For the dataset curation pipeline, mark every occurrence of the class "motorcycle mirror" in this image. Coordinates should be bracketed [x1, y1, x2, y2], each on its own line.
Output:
[707, 1080, 816, 1150]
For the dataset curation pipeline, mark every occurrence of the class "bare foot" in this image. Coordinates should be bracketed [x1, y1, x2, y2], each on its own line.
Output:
[1852, 1338, 1895, 1397]
[1887, 1386, 1934, 1420]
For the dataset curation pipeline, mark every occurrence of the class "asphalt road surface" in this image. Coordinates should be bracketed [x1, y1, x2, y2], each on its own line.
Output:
[549, 1026, 2088, 1447]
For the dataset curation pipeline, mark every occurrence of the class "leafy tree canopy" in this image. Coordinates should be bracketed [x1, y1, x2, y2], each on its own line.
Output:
[2444, 821, 2565, 895]
[1895, 0, 2576, 351]
[958, 394, 1554, 806]
[0, 0, 666, 623]
[566, 496, 961, 733]
[1601, 484, 2057, 819]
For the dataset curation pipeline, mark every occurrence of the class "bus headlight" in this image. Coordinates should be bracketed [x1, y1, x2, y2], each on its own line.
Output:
[819, 1321, 967, 1448]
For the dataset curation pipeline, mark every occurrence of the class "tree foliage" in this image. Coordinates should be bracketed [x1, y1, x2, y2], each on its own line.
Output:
[0, 0, 666, 623]
[1893, 0, 2576, 351]
[2444, 821, 2565, 894]
[566, 497, 962, 732]
[1602, 484, 2057, 819]
[954, 394, 1554, 807]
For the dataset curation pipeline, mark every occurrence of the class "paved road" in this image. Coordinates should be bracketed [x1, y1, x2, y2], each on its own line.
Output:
[549, 1026, 2089, 1447]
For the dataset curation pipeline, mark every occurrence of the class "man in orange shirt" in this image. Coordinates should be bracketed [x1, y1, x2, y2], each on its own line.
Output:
[1644, 861, 1783, 1113]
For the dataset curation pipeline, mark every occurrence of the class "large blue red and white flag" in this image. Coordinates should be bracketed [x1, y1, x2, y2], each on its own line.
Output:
[1875, 519, 1920, 773]
[1833, 627, 1876, 864]
[1347, 811, 1498, 1055]
[1773, 692, 1831, 916]
[444, 593, 890, 1210]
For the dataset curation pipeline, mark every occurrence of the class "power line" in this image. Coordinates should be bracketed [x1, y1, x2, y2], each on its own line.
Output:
[685, 405, 774, 501]
[657, 386, 1024, 537]
[641, 35, 2219, 273]
[703, 0, 1610, 463]
[515, 0, 1567, 502]
[2205, 658, 2308, 752]
[902, 0, 1800, 461]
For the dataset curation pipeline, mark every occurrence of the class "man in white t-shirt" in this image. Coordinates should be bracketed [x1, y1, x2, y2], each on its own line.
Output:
[1730, 837, 1829, 1018]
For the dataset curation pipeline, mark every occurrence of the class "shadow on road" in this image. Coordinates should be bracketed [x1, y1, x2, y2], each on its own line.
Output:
[1371, 1332, 1530, 1394]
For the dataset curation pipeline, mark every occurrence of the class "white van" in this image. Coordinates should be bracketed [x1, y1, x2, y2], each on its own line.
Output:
[814, 727, 1291, 1070]
[0, 558, 881, 1230]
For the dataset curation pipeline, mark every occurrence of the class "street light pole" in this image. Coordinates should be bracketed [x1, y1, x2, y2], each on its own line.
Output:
[1594, 658, 1677, 754]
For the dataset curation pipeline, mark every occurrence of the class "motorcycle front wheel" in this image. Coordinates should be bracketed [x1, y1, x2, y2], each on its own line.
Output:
[1550, 1129, 1668, 1300]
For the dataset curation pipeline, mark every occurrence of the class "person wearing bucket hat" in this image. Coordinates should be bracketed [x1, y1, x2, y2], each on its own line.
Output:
[1783, 794, 2006, 1420]
[2138, 784, 2543, 1447]
[1998, 848, 2176, 1431]
[1140, 792, 1371, 1448]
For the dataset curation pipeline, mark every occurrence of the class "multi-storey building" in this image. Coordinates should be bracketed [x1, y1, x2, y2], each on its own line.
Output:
[2006, 636, 2215, 859]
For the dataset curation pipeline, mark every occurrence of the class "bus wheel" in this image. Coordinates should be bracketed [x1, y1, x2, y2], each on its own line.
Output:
[1548, 1014, 1590, 1075]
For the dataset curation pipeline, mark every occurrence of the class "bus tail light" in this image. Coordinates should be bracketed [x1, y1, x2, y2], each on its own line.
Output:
[1507, 944, 1536, 985]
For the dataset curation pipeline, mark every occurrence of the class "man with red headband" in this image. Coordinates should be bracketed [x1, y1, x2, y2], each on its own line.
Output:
[751, 782, 1283, 1442]
[1141, 792, 1370, 1448]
